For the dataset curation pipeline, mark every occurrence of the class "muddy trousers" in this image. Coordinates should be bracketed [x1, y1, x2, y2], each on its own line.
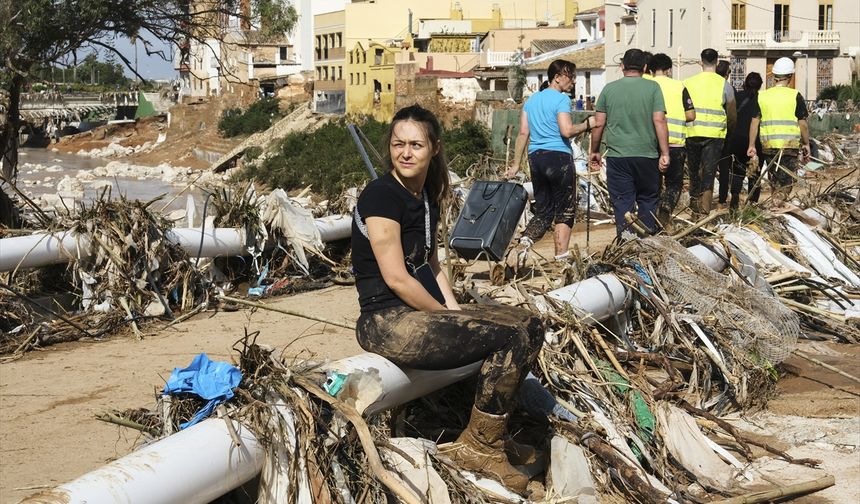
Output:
[686, 137, 724, 199]
[658, 147, 686, 215]
[522, 150, 576, 243]
[356, 305, 544, 415]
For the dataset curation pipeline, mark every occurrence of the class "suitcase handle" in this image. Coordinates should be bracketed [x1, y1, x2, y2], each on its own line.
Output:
[450, 237, 486, 247]
[481, 182, 504, 199]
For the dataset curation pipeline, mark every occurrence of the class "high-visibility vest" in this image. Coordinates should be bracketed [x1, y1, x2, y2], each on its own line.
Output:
[758, 86, 801, 150]
[654, 76, 687, 146]
[683, 72, 727, 138]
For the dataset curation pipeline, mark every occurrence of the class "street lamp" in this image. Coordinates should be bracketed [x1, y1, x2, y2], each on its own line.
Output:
[792, 51, 809, 99]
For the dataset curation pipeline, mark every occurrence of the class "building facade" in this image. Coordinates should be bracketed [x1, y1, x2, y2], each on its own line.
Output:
[178, 0, 317, 99]
[604, 0, 859, 99]
[313, 9, 346, 113]
[341, 0, 594, 117]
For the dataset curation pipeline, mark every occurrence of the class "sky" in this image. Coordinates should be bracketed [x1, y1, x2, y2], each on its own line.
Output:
[112, 36, 177, 81]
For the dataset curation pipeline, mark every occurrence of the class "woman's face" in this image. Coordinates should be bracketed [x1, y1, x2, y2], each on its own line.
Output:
[390, 119, 436, 183]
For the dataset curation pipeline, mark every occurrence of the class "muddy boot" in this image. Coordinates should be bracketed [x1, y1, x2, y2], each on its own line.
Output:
[729, 195, 739, 212]
[700, 189, 713, 214]
[440, 406, 530, 494]
[505, 437, 544, 466]
[656, 208, 671, 229]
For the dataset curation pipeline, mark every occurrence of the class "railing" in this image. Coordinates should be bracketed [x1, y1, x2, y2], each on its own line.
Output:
[726, 30, 840, 49]
[808, 30, 840, 45]
[482, 51, 517, 67]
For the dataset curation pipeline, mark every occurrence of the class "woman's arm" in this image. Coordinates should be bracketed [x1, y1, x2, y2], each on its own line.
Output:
[430, 249, 460, 310]
[366, 216, 447, 311]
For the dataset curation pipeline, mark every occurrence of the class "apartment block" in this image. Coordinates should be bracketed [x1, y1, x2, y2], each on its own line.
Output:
[605, 0, 859, 99]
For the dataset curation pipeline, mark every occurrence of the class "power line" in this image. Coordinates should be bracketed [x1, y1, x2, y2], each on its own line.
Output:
[731, 0, 860, 25]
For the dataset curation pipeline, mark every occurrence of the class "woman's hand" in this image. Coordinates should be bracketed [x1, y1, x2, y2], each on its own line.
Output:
[431, 250, 461, 311]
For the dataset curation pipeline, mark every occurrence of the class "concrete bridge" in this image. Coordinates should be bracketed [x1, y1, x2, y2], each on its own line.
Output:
[18, 92, 139, 122]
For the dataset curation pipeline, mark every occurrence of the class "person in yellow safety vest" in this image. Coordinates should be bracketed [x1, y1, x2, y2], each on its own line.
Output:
[747, 56, 810, 207]
[642, 51, 654, 80]
[649, 53, 696, 227]
[683, 48, 737, 215]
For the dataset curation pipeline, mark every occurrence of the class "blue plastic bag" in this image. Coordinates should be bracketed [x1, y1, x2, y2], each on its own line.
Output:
[163, 353, 243, 429]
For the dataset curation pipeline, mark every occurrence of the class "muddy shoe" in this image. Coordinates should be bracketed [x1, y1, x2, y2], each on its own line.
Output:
[505, 437, 544, 466]
[439, 407, 529, 494]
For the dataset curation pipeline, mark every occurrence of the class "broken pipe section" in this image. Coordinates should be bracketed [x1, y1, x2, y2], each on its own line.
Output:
[0, 215, 352, 272]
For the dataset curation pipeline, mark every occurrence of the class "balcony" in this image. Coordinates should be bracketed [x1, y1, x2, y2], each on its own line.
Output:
[726, 30, 840, 51]
[480, 51, 517, 68]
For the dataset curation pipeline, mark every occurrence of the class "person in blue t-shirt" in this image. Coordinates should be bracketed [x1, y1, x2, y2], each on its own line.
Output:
[575, 95, 585, 110]
[505, 59, 592, 259]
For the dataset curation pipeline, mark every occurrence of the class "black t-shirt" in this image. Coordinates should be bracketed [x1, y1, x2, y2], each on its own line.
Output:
[351, 172, 440, 313]
[729, 89, 763, 155]
[682, 88, 694, 111]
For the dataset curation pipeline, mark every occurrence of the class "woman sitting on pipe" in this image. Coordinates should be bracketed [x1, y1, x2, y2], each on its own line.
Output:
[351, 104, 544, 494]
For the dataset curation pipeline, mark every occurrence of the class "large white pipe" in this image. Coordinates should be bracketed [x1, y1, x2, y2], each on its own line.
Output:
[0, 215, 353, 272]
[546, 244, 725, 322]
[22, 418, 264, 504]
[325, 354, 484, 416]
[22, 242, 727, 503]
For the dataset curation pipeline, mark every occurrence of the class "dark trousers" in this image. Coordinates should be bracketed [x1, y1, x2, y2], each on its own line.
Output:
[762, 150, 799, 188]
[717, 143, 732, 203]
[729, 155, 763, 204]
[523, 150, 576, 242]
[606, 156, 660, 237]
[686, 137, 724, 198]
[357, 304, 544, 415]
[659, 147, 686, 214]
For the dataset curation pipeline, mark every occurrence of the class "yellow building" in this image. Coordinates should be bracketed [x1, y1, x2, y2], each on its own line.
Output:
[341, 0, 589, 117]
[345, 41, 409, 121]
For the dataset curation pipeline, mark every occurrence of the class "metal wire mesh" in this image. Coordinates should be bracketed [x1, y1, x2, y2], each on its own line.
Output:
[641, 237, 799, 364]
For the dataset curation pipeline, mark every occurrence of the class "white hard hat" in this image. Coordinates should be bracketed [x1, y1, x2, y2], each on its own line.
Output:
[772, 57, 795, 76]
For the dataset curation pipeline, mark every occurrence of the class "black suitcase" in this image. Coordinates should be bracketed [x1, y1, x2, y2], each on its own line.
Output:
[449, 181, 528, 261]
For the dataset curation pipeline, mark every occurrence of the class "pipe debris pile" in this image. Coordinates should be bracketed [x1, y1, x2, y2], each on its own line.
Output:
[0, 184, 349, 356]
[65, 160, 858, 503]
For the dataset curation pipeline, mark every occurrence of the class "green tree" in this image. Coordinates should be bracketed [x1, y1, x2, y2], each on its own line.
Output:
[0, 0, 297, 185]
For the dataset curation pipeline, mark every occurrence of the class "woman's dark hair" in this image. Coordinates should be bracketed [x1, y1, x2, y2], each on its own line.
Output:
[539, 80, 550, 91]
[547, 59, 575, 82]
[743, 72, 763, 92]
[716, 60, 731, 78]
[384, 104, 450, 204]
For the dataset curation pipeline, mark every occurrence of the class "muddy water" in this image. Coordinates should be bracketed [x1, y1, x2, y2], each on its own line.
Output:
[17, 148, 206, 215]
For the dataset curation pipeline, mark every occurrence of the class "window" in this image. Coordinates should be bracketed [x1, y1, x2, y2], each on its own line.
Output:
[614, 23, 621, 42]
[349, 73, 353, 85]
[349, 52, 353, 64]
[338, 66, 342, 80]
[375, 48, 383, 66]
[280, 47, 288, 61]
[668, 9, 674, 47]
[651, 9, 656, 47]
[730, 57, 746, 90]
[362, 72, 366, 84]
[819, 2, 833, 30]
[818, 57, 833, 90]
[774, 3, 790, 41]
[731, 2, 746, 30]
